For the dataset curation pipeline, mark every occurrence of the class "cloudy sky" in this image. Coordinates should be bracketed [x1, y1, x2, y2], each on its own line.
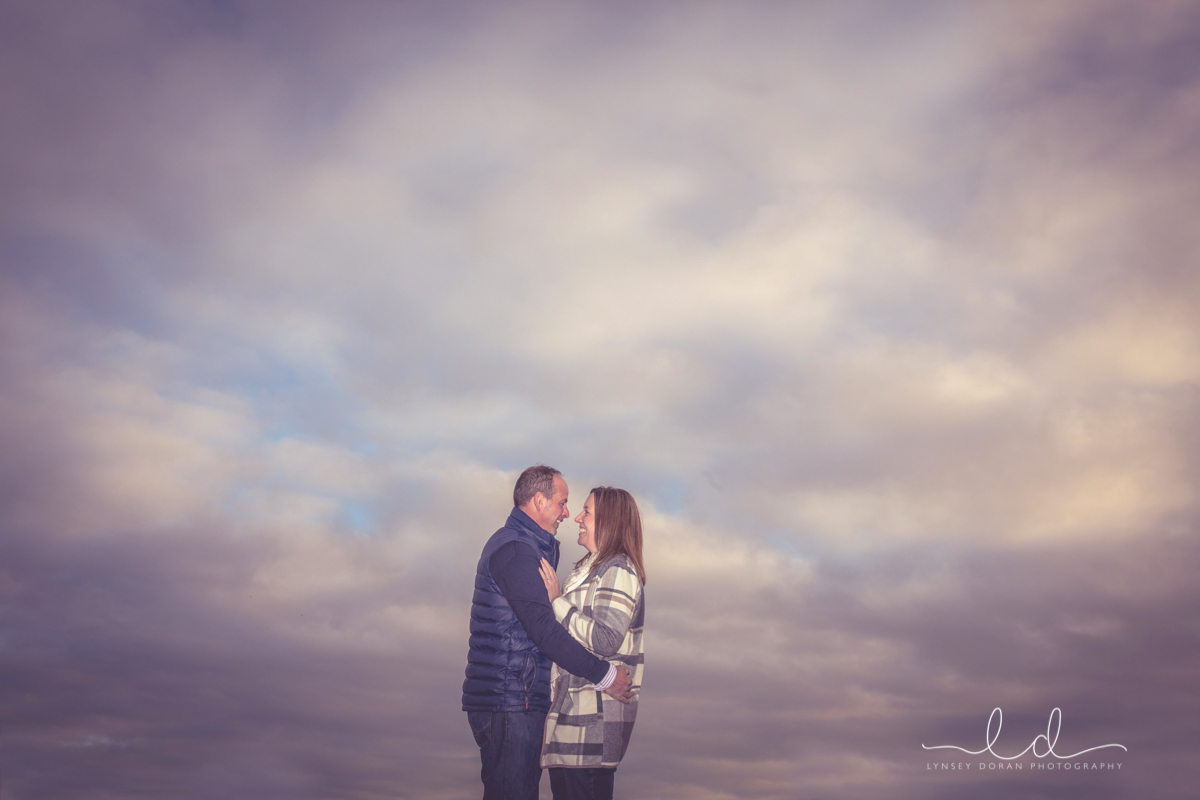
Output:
[2, 1, 1198, 798]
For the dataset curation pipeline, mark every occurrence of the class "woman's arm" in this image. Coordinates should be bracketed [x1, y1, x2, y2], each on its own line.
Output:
[552, 560, 641, 657]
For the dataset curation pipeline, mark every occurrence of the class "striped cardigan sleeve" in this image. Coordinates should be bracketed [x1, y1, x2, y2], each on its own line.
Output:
[551, 560, 640, 657]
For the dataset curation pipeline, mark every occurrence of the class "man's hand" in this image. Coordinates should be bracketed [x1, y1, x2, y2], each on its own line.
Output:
[603, 664, 634, 704]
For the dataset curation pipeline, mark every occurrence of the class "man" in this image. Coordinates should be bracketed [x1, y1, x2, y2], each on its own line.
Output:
[463, 465, 633, 800]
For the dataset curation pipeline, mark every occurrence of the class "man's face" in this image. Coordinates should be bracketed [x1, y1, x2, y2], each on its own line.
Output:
[534, 475, 570, 535]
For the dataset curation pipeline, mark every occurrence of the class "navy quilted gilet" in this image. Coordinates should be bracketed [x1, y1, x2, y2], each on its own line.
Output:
[462, 509, 561, 712]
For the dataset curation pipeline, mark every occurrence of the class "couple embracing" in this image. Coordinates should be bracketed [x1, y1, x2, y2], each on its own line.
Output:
[463, 465, 647, 800]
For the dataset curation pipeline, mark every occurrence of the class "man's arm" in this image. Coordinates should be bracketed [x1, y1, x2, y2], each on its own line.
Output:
[491, 543, 611, 683]
[488, 543, 634, 707]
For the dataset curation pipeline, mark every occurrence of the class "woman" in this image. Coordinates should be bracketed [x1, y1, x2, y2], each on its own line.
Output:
[537, 486, 646, 800]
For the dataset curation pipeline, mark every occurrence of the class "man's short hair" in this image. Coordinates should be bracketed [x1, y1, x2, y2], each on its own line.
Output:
[513, 465, 562, 508]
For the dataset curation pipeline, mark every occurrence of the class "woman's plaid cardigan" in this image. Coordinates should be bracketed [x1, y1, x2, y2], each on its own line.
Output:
[541, 553, 645, 769]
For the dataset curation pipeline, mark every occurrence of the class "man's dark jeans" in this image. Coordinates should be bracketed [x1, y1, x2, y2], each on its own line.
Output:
[468, 710, 547, 800]
[548, 766, 616, 800]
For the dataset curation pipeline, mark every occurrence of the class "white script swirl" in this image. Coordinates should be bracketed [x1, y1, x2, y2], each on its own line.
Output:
[922, 708, 1128, 760]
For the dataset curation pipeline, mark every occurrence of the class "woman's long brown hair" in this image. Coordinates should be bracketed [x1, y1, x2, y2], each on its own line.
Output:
[574, 486, 646, 584]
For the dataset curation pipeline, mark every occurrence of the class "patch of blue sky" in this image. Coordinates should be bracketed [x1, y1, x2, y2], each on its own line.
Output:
[652, 477, 689, 516]
[202, 348, 377, 453]
[220, 484, 255, 517]
[219, 480, 379, 537]
[494, 455, 521, 473]
[339, 502, 376, 536]
[766, 532, 819, 564]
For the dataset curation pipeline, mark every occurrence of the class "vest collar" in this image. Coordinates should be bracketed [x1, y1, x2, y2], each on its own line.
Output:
[507, 507, 561, 567]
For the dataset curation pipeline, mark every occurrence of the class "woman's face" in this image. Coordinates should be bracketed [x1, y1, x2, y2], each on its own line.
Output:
[574, 493, 598, 554]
